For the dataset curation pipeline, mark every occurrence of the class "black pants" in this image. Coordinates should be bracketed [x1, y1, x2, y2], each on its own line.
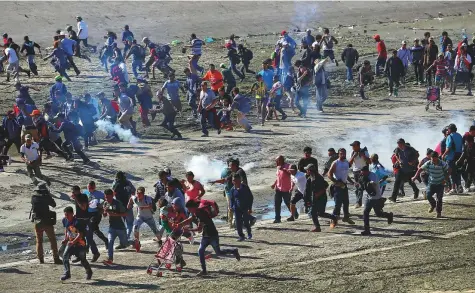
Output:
[426, 184, 444, 213]
[274, 189, 291, 221]
[66, 55, 80, 75]
[413, 63, 424, 83]
[240, 62, 255, 75]
[391, 170, 419, 200]
[89, 214, 108, 246]
[354, 171, 363, 206]
[363, 198, 390, 230]
[2, 136, 21, 155]
[40, 138, 67, 159]
[312, 195, 336, 228]
[63, 245, 91, 275]
[388, 76, 400, 93]
[425, 68, 435, 86]
[62, 139, 89, 163]
[332, 185, 350, 218]
[235, 209, 251, 238]
[464, 167, 475, 189]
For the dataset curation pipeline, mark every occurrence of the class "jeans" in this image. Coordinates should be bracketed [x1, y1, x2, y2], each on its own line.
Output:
[86, 223, 99, 256]
[107, 228, 128, 260]
[62, 138, 89, 163]
[191, 56, 203, 74]
[296, 85, 310, 116]
[161, 112, 181, 137]
[133, 216, 159, 235]
[426, 184, 444, 213]
[234, 209, 251, 238]
[413, 63, 424, 83]
[447, 155, 462, 187]
[123, 44, 131, 58]
[229, 60, 244, 79]
[390, 170, 419, 200]
[237, 112, 251, 131]
[26, 160, 49, 184]
[375, 57, 386, 76]
[63, 245, 91, 275]
[274, 189, 291, 221]
[27, 55, 38, 75]
[388, 76, 400, 94]
[240, 62, 255, 75]
[187, 94, 198, 117]
[346, 66, 353, 81]
[200, 108, 219, 135]
[315, 85, 328, 111]
[332, 185, 350, 218]
[34, 221, 59, 260]
[66, 55, 80, 75]
[363, 198, 390, 230]
[123, 209, 134, 240]
[89, 214, 108, 246]
[353, 171, 363, 206]
[274, 95, 286, 116]
[131, 60, 143, 78]
[311, 195, 336, 228]
[198, 236, 237, 272]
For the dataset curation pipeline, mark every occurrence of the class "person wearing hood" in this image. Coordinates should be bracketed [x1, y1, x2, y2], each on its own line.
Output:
[31, 183, 62, 264]
[397, 41, 412, 84]
[314, 57, 331, 112]
[423, 37, 439, 86]
[341, 44, 359, 82]
[453, 43, 473, 95]
[410, 38, 425, 85]
[385, 50, 405, 97]
[21, 36, 41, 76]
[373, 34, 387, 76]
[50, 113, 90, 164]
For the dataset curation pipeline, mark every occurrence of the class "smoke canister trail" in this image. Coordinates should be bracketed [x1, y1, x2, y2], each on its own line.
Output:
[184, 156, 257, 184]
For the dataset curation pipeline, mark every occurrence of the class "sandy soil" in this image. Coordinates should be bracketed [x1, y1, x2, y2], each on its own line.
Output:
[1, 1, 475, 292]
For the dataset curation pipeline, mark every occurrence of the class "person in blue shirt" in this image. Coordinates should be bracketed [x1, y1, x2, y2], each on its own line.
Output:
[229, 174, 254, 241]
[442, 123, 463, 193]
[125, 39, 145, 79]
[230, 87, 252, 132]
[51, 113, 90, 164]
[43, 45, 71, 82]
[369, 154, 390, 196]
[49, 76, 68, 111]
[159, 73, 185, 112]
[59, 33, 80, 76]
[121, 25, 134, 57]
[184, 67, 201, 118]
[83, 181, 109, 251]
[258, 61, 274, 90]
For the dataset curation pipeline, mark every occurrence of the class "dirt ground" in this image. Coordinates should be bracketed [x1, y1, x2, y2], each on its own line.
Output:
[1, 1, 475, 292]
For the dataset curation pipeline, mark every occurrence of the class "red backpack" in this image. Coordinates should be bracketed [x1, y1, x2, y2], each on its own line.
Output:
[198, 199, 219, 218]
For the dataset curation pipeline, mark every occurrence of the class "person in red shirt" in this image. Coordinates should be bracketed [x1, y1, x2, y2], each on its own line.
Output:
[271, 155, 297, 223]
[374, 34, 387, 76]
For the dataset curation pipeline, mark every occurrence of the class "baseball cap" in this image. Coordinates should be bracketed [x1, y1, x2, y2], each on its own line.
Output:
[25, 134, 32, 140]
[350, 141, 361, 146]
[304, 164, 316, 171]
[30, 109, 41, 116]
[281, 30, 287, 36]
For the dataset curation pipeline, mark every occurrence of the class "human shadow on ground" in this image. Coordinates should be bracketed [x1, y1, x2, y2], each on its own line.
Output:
[215, 270, 304, 281]
[394, 214, 474, 221]
[256, 226, 314, 233]
[0, 268, 32, 274]
[89, 279, 159, 290]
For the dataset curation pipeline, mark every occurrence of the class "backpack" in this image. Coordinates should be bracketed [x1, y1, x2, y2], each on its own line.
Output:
[323, 36, 334, 50]
[198, 199, 219, 218]
[157, 44, 171, 59]
[245, 48, 253, 61]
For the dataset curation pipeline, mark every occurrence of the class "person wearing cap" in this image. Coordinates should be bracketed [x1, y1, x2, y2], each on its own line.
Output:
[390, 138, 420, 202]
[198, 81, 221, 137]
[314, 56, 331, 112]
[373, 34, 387, 76]
[410, 38, 425, 85]
[443, 124, 463, 193]
[452, 43, 473, 95]
[287, 164, 306, 222]
[385, 50, 405, 97]
[358, 60, 373, 100]
[297, 146, 319, 173]
[271, 155, 297, 223]
[425, 52, 449, 89]
[328, 148, 354, 224]
[58, 31, 81, 76]
[31, 183, 62, 264]
[121, 25, 134, 57]
[229, 174, 254, 241]
[220, 63, 236, 94]
[50, 113, 90, 164]
[20, 134, 50, 185]
[279, 30, 297, 50]
[423, 37, 439, 86]
[358, 166, 394, 235]
[224, 43, 245, 81]
[412, 151, 448, 218]
[341, 44, 359, 82]
[126, 187, 159, 252]
[322, 148, 338, 177]
[397, 40, 411, 84]
[349, 141, 370, 208]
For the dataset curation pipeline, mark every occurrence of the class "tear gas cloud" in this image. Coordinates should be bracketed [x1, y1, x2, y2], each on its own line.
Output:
[320, 114, 471, 169]
[95, 119, 139, 144]
[292, 2, 319, 32]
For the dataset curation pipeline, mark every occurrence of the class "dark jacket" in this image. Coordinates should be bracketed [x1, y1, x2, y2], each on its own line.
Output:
[230, 184, 254, 212]
[410, 45, 424, 64]
[385, 57, 405, 77]
[31, 192, 56, 222]
[51, 120, 79, 142]
[304, 174, 329, 205]
[2, 117, 21, 139]
[423, 44, 439, 67]
[341, 47, 359, 67]
[300, 47, 313, 68]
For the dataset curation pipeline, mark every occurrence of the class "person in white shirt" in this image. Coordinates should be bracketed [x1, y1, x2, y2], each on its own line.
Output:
[287, 164, 307, 221]
[20, 134, 50, 185]
[76, 16, 96, 52]
[5, 44, 30, 82]
[348, 140, 370, 208]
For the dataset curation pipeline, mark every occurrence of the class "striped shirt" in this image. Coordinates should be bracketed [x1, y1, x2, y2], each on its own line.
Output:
[421, 161, 448, 185]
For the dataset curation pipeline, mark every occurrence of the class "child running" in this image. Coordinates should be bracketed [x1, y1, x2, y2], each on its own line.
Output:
[269, 75, 288, 120]
[250, 74, 268, 126]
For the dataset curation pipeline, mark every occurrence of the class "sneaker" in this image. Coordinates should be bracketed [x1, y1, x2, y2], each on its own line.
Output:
[233, 250, 241, 261]
[388, 93, 392, 97]
[342, 217, 355, 225]
[196, 270, 208, 277]
[86, 270, 93, 280]
[71, 257, 80, 263]
[91, 253, 100, 263]
[294, 211, 299, 219]
[428, 206, 435, 213]
[237, 237, 245, 242]
[414, 190, 420, 199]
[180, 259, 187, 268]
[329, 219, 337, 229]
[436, 212, 442, 218]
[457, 186, 464, 194]
[422, 191, 427, 200]
[311, 227, 322, 232]
[60, 273, 71, 281]
[247, 233, 252, 240]
[217, 128, 221, 135]
[448, 189, 457, 195]
[201, 134, 209, 137]
[361, 230, 372, 236]
[387, 212, 394, 225]
[158, 240, 163, 247]
[273, 219, 281, 224]
[282, 113, 288, 120]
[39, 258, 44, 264]
[286, 216, 295, 222]
[102, 259, 113, 266]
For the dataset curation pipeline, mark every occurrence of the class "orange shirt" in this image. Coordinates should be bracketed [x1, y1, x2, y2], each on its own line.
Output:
[203, 70, 224, 92]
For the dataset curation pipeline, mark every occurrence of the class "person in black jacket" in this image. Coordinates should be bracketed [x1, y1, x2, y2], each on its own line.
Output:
[341, 44, 359, 82]
[423, 37, 439, 86]
[21, 36, 41, 76]
[385, 50, 405, 97]
[230, 174, 254, 241]
[304, 164, 337, 232]
[300, 41, 313, 70]
[238, 44, 255, 75]
[31, 183, 62, 264]
[410, 38, 425, 85]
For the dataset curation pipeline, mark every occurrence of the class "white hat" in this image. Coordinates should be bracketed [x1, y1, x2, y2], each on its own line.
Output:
[282, 41, 289, 46]
[312, 41, 319, 47]
[401, 40, 407, 45]
[60, 31, 67, 36]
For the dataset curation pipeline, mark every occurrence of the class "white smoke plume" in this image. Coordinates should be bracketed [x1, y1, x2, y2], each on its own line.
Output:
[95, 119, 139, 144]
[320, 114, 471, 168]
[184, 156, 258, 184]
